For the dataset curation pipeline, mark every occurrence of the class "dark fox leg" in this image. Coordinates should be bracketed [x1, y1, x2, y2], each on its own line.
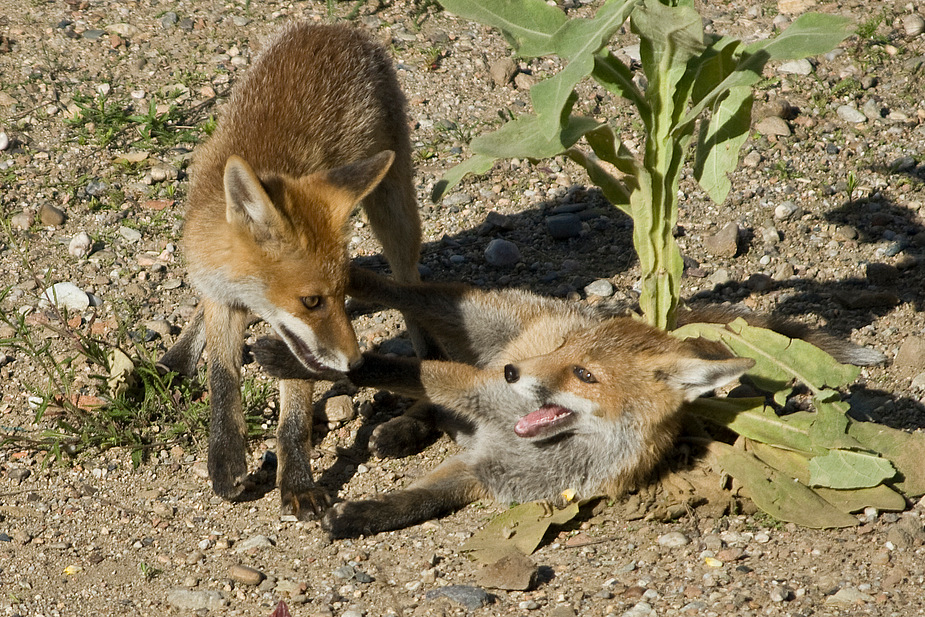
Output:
[203, 299, 251, 500]
[157, 303, 207, 377]
[368, 400, 440, 458]
[276, 379, 330, 519]
[322, 458, 489, 539]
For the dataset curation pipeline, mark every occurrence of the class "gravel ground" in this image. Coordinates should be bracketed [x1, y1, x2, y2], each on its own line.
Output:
[3, 0, 925, 615]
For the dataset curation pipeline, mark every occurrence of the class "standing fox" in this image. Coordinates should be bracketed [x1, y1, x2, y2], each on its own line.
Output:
[255, 266, 884, 538]
[158, 23, 424, 518]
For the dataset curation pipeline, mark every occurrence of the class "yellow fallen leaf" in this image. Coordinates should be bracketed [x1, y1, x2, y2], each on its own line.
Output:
[704, 557, 723, 568]
[64, 565, 83, 576]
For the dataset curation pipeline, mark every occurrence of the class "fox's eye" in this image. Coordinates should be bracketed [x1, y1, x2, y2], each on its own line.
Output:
[301, 295, 323, 310]
[573, 366, 597, 384]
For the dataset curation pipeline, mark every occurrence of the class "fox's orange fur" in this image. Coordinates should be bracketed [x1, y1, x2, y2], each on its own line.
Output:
[255, 266, 884, 538]
[159, 22, 424, 517]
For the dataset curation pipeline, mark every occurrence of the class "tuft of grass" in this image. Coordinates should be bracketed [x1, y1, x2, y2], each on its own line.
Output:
[0, 231, 274, 466]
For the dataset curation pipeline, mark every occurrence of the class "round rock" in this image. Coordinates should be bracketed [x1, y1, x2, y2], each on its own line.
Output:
[69, 232, 93, 258]
[546, 213, 583, 240]
[39, 203, 66, 226]
[484, 238, 521, 267]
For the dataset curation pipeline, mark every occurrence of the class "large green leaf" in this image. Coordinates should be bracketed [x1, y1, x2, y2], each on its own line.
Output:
[437, 0, 567, 58]
[592, 51, 650, 124]
[531, 0, 638, 137]
[710, 442, 859, 528]
[745, 12, 853, 61]
[848, 422, 925, 496]
[673, 320, 861, 395]
[692, 85, 753, 204]
[631, 0, 705, 139]
[470, 110, 602, 159]
[748, 440, 906, 513]
[431, 153, 496, 202]
[688, 397, 819, 454]
[808, 449, 897, 489]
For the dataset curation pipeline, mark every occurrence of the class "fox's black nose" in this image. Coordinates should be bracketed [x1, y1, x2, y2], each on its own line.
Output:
[348, 355, 365, 371]
[504, 364, 519, 384]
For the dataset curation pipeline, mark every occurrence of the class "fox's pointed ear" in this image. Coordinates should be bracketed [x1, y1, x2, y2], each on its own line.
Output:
[316, 150, 395, 225]
[224, 155, 284, 234]
[663, 356, 755, 401]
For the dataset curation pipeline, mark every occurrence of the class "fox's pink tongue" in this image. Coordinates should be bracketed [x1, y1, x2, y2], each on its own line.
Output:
[515, 404, 573, 438]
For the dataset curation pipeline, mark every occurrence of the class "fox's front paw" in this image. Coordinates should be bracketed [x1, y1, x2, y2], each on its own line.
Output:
[369, 415, 437, 458]
[322, 500, 383, 539]
[209, 455, 249, 500]
[280, 486, 331, 520]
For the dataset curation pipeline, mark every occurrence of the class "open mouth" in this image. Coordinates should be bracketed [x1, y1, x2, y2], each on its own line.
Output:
[514, 404, 576, 438]
[277, 324, 329, 373]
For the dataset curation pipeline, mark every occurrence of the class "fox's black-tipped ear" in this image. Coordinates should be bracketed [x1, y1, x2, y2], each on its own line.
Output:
[314, 150, 395, 228]
[224, 155, 285, 237]
[663, 356, 755, 401]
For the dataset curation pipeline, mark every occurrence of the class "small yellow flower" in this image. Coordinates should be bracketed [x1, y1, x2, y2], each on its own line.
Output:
[64, 565, 83, 576]
[561, 488, 577, 503]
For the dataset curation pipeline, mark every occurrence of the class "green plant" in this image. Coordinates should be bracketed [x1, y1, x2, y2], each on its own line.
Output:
[435, 0, 851, 330]
[431, 0, 925, 528]
[846, 169, 859, 202]
[66, 93, 132, 147]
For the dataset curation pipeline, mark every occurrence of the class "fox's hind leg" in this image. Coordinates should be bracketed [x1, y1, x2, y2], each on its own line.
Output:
[322, 457, 489, 538]
[276, 379, 330, 519]
[203, 299, 251, 500]
[368, 400, 440, 458]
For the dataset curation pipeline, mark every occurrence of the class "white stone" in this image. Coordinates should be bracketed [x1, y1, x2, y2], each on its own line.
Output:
[68, 232, 93, 258]
[42, 282, 89, 311]
[837, 105, 868, 124]
[779, 59, 813, 75]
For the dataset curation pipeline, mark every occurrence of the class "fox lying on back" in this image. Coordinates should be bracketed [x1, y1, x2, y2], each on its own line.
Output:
[255, 267, 884, 538]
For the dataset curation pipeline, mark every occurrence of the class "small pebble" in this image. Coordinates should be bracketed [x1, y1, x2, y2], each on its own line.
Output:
[10, 211, 34, 230]
[229, 564, 266, 586]
[43, 282, 89, 311]
[778, 59, 813, 75]
[489, 57, 517, 86]
[39, 203, 66, 226]
[703, 222, 740, 257]
[484, 238, 521, 267]
[836, 104, 867, 124]
[774, 201, 798, 220]
[323, 394, 355, 424]
[755, 116, 791, 137]
[68, 232, 93, 258]
[0, 131, 9, 150]
[903, 14, 925, 37]
[657, 531, 690, 547]
[546, 213, 583, 240]
[584, 279, 614, 297]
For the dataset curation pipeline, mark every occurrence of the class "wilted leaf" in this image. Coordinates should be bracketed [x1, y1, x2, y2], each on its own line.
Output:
[709, 441, 858, 528]
[107, 348, 136, 398]
[687, 397, 819, 454]
[462, 501, 579, 564]
[808, 449, 896, 489]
